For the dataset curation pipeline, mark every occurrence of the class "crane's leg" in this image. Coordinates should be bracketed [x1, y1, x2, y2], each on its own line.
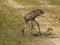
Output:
[30, 21, 35, 34]
[33, 20, 41, 35]
[31, 21, 35, 29]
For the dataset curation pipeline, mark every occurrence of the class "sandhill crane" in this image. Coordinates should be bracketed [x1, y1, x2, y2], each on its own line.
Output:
[21, 9, 44, 36]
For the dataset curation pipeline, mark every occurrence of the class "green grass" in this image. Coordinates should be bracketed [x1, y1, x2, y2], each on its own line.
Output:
[14, 0, 60, 5]
[0, 30, 20, 45]
[0, 0, 24, 45]
[14, 0, 41, 5]
[14, 0, 60, 6]
[50, 0, 60, 5]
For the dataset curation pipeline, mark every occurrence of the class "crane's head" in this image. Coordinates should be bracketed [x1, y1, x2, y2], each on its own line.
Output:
[39, 9, 44, 14]
[38, 9, 44, 17]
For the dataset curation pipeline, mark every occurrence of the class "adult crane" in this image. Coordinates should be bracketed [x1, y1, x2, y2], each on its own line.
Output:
[21, 9, 44, 36]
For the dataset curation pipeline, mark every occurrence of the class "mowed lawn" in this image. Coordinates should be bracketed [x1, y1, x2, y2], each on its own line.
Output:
[0, 0, 60, 45]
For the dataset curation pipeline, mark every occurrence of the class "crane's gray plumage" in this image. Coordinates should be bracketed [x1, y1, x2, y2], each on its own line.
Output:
[24, 9, 44, 23]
